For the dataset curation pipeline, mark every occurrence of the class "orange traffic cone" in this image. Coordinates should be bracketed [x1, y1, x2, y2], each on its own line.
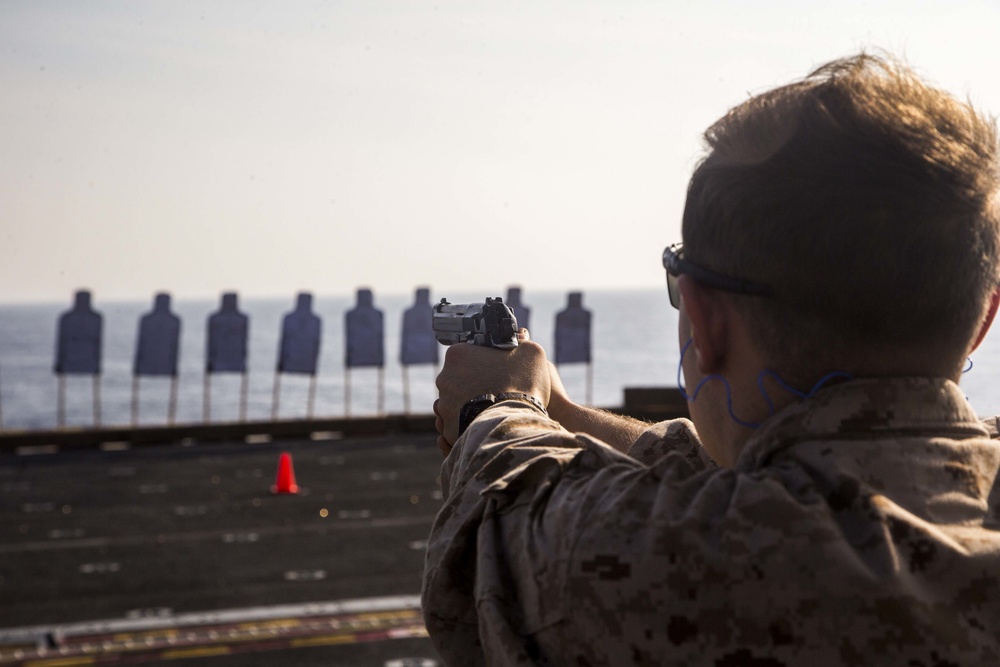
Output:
[271, 451, 299, 494]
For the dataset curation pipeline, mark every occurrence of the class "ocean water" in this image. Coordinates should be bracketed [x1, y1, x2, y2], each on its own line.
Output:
[1, 288, 999, 431]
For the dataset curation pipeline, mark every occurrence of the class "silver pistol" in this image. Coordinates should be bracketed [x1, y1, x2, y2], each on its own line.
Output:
[432, 297, 519, 350]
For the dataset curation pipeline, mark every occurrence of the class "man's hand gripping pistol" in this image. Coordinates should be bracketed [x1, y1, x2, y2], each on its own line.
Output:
[432, 297, 519, 350]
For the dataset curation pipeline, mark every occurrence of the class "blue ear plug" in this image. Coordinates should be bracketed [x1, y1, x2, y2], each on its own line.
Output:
[677, 338, 853, 429]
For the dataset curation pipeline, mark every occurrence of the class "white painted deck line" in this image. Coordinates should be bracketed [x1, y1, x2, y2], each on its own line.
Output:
[0, 593, 423, 645]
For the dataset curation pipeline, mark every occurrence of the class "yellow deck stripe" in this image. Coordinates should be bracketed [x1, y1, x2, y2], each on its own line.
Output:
[23, 657, 96, 667]
[159, 646, 231, 660]
[290, 633, 358, 648]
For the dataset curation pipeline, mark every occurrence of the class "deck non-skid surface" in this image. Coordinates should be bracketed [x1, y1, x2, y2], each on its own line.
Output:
[0, 434, 445, 666]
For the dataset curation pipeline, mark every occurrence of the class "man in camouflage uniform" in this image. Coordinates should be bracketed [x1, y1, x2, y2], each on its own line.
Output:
[424, 54, 1000, 665]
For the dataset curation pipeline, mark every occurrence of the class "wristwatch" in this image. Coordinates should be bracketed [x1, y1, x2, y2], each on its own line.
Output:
[458, 392, 547, 436]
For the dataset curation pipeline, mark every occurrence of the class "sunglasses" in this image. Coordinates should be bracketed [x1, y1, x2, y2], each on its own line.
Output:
[662, 243, 774, 309]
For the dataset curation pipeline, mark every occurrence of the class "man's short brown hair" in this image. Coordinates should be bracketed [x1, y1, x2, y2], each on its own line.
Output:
[682, 53, 1000, 379]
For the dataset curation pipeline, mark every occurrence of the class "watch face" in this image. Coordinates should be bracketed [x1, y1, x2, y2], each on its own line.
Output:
[459, 394, 496, 436]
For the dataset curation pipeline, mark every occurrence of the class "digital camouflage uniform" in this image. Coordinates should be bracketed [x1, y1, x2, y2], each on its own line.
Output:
[422, 377, 1000, 665]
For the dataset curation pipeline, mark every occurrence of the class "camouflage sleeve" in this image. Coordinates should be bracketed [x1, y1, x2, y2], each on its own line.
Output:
[625, 417, 717, 469]
[422, 401, 587, 661]
[421, 402, 716, 662]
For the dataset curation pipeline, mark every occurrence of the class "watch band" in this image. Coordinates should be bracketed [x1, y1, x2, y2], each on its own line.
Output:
[457, 392, 547, 436]
[493, 392, 547, 415]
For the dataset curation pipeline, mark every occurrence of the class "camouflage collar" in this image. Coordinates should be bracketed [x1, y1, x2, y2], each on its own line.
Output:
[734, 377, 988, 471]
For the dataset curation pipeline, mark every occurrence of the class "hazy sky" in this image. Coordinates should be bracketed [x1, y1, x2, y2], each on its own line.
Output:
[2, 0, 998, 304]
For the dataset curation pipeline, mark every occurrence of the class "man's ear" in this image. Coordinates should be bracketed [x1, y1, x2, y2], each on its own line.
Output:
[677, 275, 728, 374]
[971, 285, 1000, 354]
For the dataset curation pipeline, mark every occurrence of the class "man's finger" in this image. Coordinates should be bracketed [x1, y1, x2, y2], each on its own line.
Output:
[517, 328, 531, 343]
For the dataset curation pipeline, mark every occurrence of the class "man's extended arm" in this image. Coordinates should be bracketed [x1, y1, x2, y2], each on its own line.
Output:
[433, 329, 651, 456]
[545, 361, 649, 453]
